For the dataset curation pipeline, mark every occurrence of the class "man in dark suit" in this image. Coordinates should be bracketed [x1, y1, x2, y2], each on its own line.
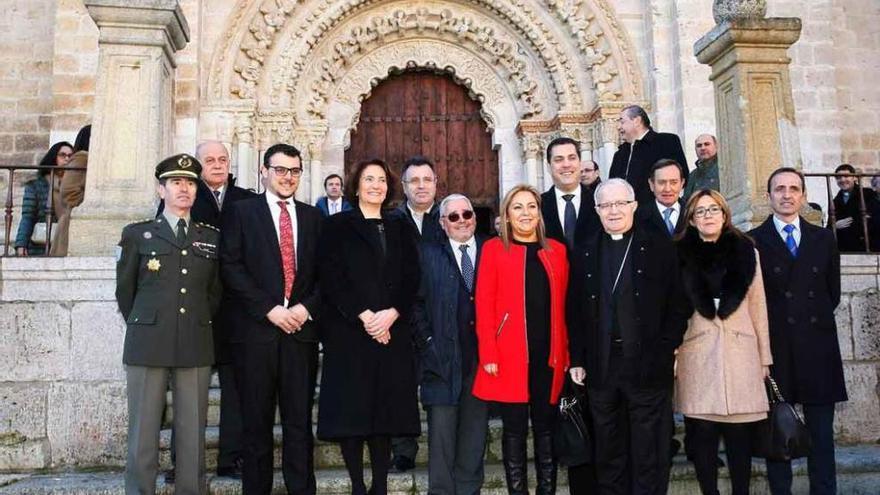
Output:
[158, 140, 255, 481]
[315, 173, 352, 217]
[609, 105, 688, 206]
[541, 137, 600, 252]
[639, 159, 687, 239]
[389, 155, 444, 471]
[394, 155, 446, 246]
[581, 159, 601, 192]
[827, 163, 878, 252]
[540, 136, 600, 491]
[567, 178, 690, 495]
[412, 193, 489, 495]
[116, 154, 221, 494]
[750, 167, 848, 495]
[220, 143, 323, 495]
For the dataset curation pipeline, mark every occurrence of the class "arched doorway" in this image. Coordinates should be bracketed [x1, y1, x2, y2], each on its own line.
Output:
[345, 71, 499, 232]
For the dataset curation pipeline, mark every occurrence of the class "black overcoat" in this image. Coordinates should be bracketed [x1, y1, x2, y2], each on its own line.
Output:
[609, 130, 689, 206]
[749, 216, 848, 405]
[826, 187, 879, 252]
[316, 207, 422, 439]
[566, 225, 690, 389]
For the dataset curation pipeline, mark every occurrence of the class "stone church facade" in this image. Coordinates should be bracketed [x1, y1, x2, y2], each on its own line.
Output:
[3, 0, 879, 205]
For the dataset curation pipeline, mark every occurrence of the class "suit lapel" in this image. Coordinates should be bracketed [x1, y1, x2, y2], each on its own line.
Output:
[152, 217, 180, 247]
[256, 195, 283, 270]
[545, 186, 563, 234]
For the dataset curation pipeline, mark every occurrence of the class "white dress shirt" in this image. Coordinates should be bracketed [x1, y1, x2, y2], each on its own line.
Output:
[266, 190, 299, 306]
[773, 215, 802, 247]
[449, 236, 477, 274]
[408, 202, 434, 234]
[554, 186, 581, 231]
[655, 200, 681, 228]
[327, 197, 343, 215]
[212, 184, 226, 207]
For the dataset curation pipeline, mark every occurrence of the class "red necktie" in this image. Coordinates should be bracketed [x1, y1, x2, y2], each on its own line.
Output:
[278, 201, 296, 299]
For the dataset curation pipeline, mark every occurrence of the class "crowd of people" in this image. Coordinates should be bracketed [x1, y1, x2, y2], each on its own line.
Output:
[108, 103, 855, 495]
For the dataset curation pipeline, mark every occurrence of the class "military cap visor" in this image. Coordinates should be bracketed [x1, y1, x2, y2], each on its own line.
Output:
[155, 153, 203, 180]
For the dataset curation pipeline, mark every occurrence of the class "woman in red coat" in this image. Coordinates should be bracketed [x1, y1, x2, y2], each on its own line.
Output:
[473, 184, 570, 495]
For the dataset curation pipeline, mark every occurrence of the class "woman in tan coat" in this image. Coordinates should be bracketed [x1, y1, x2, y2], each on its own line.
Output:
[674, 189, 772, 495]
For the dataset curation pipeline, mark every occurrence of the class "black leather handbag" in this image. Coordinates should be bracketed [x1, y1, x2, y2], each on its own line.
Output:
[752, 376, 812, 461]
[553, 378, 592, 467]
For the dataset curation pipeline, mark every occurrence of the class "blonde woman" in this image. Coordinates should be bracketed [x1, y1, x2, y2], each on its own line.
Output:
[674, 189, 772, 495]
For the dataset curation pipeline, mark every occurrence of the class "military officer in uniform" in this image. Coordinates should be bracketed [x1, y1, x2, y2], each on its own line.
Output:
[115, 154, 222, 495]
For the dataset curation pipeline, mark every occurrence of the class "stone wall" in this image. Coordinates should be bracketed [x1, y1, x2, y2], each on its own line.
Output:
[0, 254, 878, 469]
[0, 0, 57, 166]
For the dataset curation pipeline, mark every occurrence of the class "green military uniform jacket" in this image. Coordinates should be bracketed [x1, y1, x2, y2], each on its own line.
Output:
[115, 216, 222, 367]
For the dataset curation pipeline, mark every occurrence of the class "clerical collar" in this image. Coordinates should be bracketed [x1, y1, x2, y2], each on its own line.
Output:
[607, 230, 632, 241]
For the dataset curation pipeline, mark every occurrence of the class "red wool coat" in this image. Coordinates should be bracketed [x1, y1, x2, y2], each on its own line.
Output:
[472, 237, 570, 404]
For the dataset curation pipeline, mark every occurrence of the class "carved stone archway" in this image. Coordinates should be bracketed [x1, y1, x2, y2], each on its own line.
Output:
[202, 0, 649, 201]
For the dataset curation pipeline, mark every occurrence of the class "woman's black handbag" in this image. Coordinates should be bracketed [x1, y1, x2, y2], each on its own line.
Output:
[752, 376, 812, 461]
[553, 378, 592, 467]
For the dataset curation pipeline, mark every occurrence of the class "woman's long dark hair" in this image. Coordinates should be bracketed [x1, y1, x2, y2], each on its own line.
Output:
[73, 125, 91, 153]
[38, 141, 73, 177]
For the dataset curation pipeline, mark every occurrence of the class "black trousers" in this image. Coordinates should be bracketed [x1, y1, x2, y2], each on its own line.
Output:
[766, 403, 837, 495]
[684, 417, 754, 495]
[588, 354, 672, 495]
[235, 337, 319, 495]
[217, 362, 244, 469]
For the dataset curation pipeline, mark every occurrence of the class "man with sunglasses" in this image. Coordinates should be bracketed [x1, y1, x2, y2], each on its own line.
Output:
[219, 143, 323, 494]
[412, 193, 489, 494]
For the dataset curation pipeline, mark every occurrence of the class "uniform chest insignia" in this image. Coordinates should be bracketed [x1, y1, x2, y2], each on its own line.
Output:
[192, 241, 217, 254]
[147, 258, 161, 272]
[143, 231, 152, 239]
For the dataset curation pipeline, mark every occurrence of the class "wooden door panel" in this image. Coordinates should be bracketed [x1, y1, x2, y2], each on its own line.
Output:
[346, 71, 498, 210]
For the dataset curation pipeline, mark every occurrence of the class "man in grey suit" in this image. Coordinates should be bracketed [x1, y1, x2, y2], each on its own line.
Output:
[115, 154, 222, 494]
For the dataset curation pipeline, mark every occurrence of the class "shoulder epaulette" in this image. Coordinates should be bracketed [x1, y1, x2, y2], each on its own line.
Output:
[196, 222, 220, 232]
[129, 218, 154, 226]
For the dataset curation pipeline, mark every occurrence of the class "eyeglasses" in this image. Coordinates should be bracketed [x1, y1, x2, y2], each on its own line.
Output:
[693, 205, 723, 218]
[58, 152, 73, 159]
[596, 200, 635, 211]
[445, 210, 474, 222]
[403, 177, 435, 186]
[269, 166, 302, 177]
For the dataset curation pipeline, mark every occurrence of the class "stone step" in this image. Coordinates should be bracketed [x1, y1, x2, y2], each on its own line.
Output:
[3, 445, 880, 494]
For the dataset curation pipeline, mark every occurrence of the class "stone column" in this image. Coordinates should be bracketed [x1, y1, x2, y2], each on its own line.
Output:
[68, 0, 189, 255]
[694, 2, 802, 227]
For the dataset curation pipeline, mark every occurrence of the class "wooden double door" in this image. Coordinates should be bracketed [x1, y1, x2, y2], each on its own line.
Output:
[345, 71, 499, 231]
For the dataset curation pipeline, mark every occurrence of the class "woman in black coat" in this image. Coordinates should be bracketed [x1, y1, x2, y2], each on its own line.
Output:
[317, 159, 421, 495]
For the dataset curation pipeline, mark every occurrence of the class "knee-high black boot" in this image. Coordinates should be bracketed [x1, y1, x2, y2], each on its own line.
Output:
[502, 432, 528, 495]
[534, 430, 557, 495]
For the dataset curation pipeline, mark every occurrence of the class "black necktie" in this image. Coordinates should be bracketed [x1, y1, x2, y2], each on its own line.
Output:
[562, 194, 577, 248]
[176, 218, 187, 245]
[213, 189, 222, 208]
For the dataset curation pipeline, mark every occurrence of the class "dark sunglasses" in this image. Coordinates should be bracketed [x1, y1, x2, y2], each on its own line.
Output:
[445, 210, 475, 222]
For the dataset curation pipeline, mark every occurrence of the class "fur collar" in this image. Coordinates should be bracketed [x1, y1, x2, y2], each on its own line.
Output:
[676, 227, 755, 320]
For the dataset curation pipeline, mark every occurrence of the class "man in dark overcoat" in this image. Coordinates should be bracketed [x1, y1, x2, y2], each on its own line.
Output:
[116, 153, 222, 494]
[638, 158, 688, 239]
[541, 136, 601, 253]
[220, 143, 323, 494]
[609, 105, 689, 206]
[157, 140, 255, 480]
[826, 163, 879, 252]
[567, 178, 690, 495]
[412, 193, 488, 495]
[750, 167, 848, 495]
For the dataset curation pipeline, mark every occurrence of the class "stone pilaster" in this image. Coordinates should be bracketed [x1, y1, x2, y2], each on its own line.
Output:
[694, 15, 802, 228]
[68, 0, 189, 255]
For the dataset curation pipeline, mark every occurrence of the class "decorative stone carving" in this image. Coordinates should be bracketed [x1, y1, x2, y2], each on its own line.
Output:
[712, 0, 767, 25]
[322, 40, 516, 130]
[206, 0, 648, 116]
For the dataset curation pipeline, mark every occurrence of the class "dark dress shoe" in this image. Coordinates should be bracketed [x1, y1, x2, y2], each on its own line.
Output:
[390, 455, 415, 473]
[164, 469, 175, 484]
[216, 457, 244, 479]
